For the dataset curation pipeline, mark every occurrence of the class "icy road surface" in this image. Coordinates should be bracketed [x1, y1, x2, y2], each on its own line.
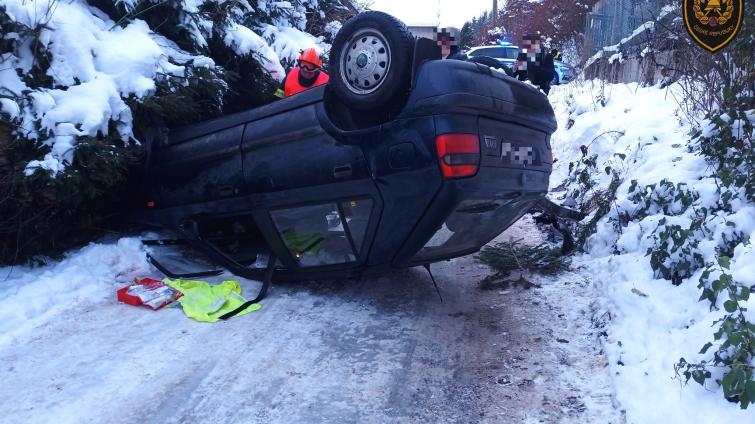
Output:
[1, 219, 622, 423]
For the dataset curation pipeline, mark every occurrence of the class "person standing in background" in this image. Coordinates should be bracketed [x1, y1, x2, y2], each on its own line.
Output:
[513, 33, 554, 95]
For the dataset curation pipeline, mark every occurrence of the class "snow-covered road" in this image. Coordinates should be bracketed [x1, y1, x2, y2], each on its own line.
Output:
[1, 219, 621, 423]
[4, 80, 753, 424]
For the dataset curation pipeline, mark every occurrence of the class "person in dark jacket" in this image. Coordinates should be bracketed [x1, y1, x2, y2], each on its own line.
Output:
[513, 51, 528, 81]
[513, 33, 555, 95]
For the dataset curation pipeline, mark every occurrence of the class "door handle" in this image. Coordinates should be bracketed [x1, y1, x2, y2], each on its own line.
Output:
[333, 164, 352, 179]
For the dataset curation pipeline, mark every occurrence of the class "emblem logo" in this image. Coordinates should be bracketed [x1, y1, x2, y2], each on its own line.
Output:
[683, 0, 744, 53]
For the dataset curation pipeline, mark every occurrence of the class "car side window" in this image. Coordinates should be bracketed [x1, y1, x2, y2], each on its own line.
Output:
[270, 199, 373, 267]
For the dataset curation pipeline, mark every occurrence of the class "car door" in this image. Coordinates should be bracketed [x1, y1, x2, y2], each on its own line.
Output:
[240, 98, 382, 272]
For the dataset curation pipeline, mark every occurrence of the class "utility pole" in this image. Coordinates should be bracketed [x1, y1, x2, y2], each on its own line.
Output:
[492, 0, 498, 25]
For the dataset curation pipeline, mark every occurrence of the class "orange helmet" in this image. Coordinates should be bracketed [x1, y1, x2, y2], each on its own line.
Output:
[297, 48, 323, 68]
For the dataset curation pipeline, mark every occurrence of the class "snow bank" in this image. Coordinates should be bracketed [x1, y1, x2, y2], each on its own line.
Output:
[0, 238, 150, 347]
[549, 81, 755, 422]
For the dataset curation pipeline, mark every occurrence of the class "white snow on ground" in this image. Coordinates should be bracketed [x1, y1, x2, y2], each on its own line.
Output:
[2, 76, 753, 421]
[548, 81, 755, 423]
[0, 238, 151, 349]
[0, 219, 624, 424]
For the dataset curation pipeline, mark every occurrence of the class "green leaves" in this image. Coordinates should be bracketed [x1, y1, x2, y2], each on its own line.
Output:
[724, 300, 738, 313]
[647, 220, 705, 284]
[745, 381, 755, 409]
[741, 287, 751, 301]
[722, 366, 750, 400]
[691, 369, 711, 386]
[694, 108, 753, 203]
[686, 258, 755, 409]
[0, 132, 143, 264]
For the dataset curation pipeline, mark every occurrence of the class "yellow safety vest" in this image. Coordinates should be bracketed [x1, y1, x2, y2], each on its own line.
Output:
[164, 278, 261, 322]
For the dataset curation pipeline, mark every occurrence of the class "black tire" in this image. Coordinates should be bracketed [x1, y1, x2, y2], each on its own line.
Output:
[328, 11, 414, 111]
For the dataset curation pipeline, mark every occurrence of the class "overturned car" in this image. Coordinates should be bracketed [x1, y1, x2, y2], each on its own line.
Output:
[134, 12, 556, 298]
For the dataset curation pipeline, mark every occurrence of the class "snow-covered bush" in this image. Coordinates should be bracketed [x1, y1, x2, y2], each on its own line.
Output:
[663, 6, 754, 407]
[551, 79, 753, 416]
[0, 0, 355, 264]
[551, 3, 753, 408]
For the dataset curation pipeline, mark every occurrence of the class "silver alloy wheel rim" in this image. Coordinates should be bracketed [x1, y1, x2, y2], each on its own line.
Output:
[339, 28, 391, 95]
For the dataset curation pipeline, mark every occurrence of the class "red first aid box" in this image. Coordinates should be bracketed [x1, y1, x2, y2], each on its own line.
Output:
[117, 277, 182, 310]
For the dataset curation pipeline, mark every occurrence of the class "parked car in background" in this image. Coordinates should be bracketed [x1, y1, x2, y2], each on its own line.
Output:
[466, 44, 520, 73]
[552, 60, 574, 85]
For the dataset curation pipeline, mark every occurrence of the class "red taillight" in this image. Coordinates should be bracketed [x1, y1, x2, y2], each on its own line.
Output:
[435, 134, 480, 178]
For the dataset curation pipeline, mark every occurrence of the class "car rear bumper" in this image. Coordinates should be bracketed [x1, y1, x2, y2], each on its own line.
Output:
[382, 61, 556, 267]
[394, 165, 548, 267]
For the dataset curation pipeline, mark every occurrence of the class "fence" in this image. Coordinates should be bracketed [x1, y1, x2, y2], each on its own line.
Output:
[584, 0, 664, 56]
[582, 7, 680, 85]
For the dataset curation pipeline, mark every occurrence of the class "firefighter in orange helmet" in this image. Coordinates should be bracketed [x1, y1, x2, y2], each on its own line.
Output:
[280, 48, 330, 97]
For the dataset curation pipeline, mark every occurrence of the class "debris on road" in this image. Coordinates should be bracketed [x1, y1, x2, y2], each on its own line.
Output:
[116, 277, 182, 310]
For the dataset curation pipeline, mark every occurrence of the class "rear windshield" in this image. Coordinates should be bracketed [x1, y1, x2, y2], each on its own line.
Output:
[468, 47, 519, 60]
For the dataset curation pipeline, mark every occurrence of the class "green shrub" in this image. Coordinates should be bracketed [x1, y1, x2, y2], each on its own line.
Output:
[477, 239, 570, 290]
[0, 130, 141, 263]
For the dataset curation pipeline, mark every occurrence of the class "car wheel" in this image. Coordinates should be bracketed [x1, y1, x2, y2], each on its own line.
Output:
[328, 11, 414, 111]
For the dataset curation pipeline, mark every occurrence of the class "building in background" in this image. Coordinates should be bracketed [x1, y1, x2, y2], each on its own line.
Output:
[407, 24, 439, 40]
